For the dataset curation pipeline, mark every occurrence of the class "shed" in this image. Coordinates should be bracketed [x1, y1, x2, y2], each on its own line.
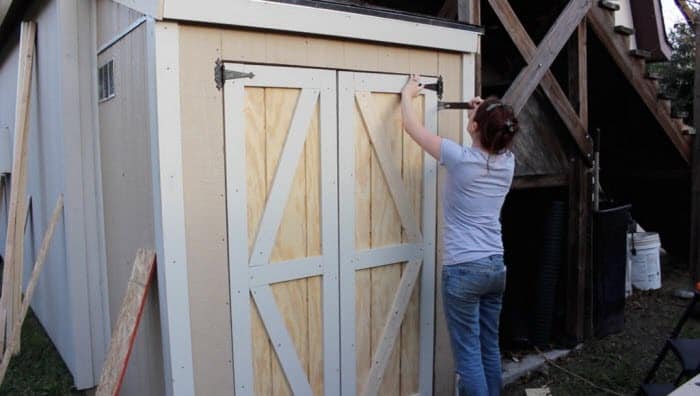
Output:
[0, 0, 693, 394]
[0, 0, 481, 394]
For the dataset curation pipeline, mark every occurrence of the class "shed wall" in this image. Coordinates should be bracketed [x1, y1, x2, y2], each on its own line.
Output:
[176, 23, 466, 394]
[0, 0, 108, 388]
[96, 0, 144, 48]
[97, 22, 165, 395]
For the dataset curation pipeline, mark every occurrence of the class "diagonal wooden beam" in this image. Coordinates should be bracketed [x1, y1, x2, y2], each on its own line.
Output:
[503, 0, 593, 114]
[588, 5, 691, 163]
[487, 0, 593, 158]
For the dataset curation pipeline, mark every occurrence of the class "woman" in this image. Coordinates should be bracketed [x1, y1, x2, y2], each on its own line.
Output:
[401, 74, 518, 396]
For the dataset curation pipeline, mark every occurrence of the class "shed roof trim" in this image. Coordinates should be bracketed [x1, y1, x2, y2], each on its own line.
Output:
[163, 0, 480, 53]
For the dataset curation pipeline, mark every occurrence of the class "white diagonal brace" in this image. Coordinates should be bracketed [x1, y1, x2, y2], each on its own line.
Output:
[362, 258, 423, 396]
[249, 88, 319, 267]
[251, 285, 314, 396]
[355, 92, 422, 243]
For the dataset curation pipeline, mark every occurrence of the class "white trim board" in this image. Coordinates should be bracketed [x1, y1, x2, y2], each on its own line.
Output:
[163, 0, 480, 53]
[148, 20, 195, 396]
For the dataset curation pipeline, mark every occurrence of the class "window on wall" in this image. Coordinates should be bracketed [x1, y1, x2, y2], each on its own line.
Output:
[98, 60, 115, 102]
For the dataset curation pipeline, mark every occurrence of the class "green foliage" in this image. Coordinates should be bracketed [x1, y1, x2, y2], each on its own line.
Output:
[648, 22, 696, 123]
[0, 312, 79, 395]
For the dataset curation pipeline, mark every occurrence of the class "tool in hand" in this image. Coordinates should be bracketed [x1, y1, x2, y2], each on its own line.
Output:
[420, 76, 476, 111]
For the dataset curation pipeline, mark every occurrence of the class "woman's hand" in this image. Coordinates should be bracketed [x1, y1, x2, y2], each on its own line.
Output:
[401, 74, 423, 98]
[467, 96, 484, 118]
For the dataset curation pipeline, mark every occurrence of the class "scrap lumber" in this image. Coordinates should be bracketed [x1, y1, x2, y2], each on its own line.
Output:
[0, 20, 36, 355]
[96, 249, 157, 396]
[0, 195, 63, 385]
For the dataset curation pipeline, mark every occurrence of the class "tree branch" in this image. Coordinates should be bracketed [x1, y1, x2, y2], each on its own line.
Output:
[676, 0, 698, 27]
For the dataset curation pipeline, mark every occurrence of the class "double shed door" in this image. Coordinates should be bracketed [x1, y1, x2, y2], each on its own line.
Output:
[224, 63, 437, 396]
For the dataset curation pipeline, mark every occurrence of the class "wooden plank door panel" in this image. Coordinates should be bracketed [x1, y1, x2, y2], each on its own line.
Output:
[339, 72, 438, 396]
[224, 64, 338, 396]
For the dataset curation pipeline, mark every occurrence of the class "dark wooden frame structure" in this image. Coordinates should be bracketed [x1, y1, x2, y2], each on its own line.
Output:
[434, 0, 693, 392]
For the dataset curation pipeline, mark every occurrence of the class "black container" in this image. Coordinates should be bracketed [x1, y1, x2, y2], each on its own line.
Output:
[594, 203, 632, 337]
[531, 201, 567, 347]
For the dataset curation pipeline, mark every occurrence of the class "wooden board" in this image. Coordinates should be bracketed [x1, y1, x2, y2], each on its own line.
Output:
[0, 21, 36, 355]
[95, 249, 156, 396]
[0, 196, 63, 385]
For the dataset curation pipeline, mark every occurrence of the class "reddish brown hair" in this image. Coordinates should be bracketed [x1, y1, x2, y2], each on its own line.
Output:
[472, 97, 519, 155]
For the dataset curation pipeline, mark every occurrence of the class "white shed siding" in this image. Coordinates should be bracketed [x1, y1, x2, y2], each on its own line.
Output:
[0, 0, 108, 389]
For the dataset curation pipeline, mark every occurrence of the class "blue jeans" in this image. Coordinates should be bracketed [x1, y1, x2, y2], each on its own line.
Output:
[442, 255, 507, 396]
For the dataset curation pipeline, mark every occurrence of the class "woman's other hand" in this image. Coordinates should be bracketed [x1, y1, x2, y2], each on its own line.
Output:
[401, 74, 423, 98]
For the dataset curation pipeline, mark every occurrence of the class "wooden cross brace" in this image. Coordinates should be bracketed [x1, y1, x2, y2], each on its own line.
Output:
[487, 0, 594, 159]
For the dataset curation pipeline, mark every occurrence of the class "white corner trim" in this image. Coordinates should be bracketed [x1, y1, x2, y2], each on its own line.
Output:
[147, 19, 195, 396]
[163, 0, 479, 53]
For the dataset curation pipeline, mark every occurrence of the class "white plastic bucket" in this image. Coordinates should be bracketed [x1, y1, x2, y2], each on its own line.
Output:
[629, 232, 661, 290]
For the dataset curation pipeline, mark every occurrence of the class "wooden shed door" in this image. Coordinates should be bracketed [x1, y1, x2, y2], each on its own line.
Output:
[224, 64, 437, 396]
[338, 72, 438, 396]
[224, 64, 339, 396]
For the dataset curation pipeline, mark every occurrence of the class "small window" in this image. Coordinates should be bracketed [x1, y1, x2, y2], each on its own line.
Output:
[98, 60, 115, 102]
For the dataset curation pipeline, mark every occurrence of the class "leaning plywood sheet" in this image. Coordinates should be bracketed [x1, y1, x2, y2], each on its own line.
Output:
[96, 249, 156, 396]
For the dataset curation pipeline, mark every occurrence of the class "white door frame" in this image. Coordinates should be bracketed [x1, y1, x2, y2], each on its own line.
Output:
[223, 63, 339, 396]
[338, 71, 438, 396]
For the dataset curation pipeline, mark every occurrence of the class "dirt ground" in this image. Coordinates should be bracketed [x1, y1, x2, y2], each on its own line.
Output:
[504, 260, 700, 396]
[1, 259, 699, 395]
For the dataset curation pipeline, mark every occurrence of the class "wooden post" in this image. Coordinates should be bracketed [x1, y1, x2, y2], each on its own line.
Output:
[0, 195, 63, 385]
[566, 20, 590, 342]
[0, 21, 36, 355]
[690, 15, 700, 283]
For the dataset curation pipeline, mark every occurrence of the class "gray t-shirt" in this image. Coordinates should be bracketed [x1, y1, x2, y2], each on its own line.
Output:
[439, 139, 515, 265]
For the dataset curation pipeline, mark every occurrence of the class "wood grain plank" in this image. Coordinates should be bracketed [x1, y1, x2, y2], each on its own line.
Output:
[96, 248, 156, 396]
[503, 0, 593, 114]
[369, 93, 402, 396]
[245, 87, 273, 396]
[0, 21, 36, 355]
[0, 196, 63, 386]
